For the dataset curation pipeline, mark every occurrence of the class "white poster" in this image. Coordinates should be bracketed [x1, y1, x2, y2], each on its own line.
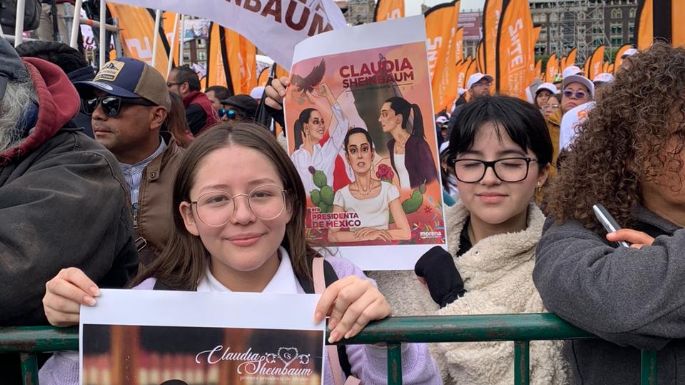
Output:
[80, 289, 325, 385]
[106, 0, 347, 68]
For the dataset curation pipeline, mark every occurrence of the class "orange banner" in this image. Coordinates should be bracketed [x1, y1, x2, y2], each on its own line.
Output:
[373, 0, 405, 22]
[425, 0, 461, 114]
[456, 57, 471, 90]
[563, 48, 577, 70]
[483, 0, 503, 90]
[588, 45, 605, 80]
[534, 59, 542, 79]
[527, 25, 541, 86]
[477, 40, 485, 72]
[636, 0, 653, 50]
[455, 27, 464, 64]
[496, 0, 534, 99]
[545, 53, 559, 82]
[206, 23, 228, 90]
[226, 29, 257, 95]
[106, 4, 170, 75]
[465, 56, 478, 83]
[613, 44, 632, 74]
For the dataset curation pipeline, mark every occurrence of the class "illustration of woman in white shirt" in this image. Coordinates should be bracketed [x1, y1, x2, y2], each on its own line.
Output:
[328, 128, 411, 243]
[290, 83, 350, 194]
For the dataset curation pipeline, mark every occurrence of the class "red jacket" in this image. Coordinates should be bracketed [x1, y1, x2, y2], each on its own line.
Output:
[182, 91, 219, 135]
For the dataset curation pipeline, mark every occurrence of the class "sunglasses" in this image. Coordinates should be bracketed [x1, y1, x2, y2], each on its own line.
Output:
[562, 90, 588, 100]
[218, 107, 237, 119]
[83, 95, 156, 117]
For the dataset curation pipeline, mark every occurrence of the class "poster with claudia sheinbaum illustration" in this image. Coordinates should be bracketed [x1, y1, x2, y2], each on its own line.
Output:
[284, 16, 446, 270]
[80, 290, 324, 385]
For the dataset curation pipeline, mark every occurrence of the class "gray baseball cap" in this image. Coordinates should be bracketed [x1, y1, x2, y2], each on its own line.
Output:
[0, 38, 30, 101]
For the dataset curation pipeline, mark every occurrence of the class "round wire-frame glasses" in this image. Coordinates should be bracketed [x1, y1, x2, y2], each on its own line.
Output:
[190, 184, 287, 226]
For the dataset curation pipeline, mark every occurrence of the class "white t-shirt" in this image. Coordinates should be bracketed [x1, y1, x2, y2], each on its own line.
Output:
[559, 101, 595, 151]
[392, 153, 411, 190]
[332, 181, 400, 230]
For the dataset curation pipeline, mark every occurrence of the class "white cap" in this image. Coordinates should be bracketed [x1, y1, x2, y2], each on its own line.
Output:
[563, 75, 595, 99]
[436, 116, 448, 124]
[621, 48, 638, 58]
[562, 65, 582, 79]
[466, 73, 493, 89]
[457, 87, 466, 96]
[249, 86, 265, 100]
[536, 82, 558, 95]
[593, 72, 615, 84]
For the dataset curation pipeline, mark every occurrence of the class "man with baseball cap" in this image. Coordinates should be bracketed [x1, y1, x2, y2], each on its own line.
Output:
[75, 57, 184, 265]
[0, 38, 137, 383]
[448, 72, 494, 130]
[219, 94, 258, 121]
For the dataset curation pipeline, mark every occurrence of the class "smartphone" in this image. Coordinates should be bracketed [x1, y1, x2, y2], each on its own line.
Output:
[592, 203, 630, 248]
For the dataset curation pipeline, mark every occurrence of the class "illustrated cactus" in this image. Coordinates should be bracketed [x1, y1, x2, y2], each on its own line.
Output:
[308, 167, 334, 213]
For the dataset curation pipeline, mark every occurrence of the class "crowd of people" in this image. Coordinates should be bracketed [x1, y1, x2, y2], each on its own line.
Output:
[2, 30, 685, 385]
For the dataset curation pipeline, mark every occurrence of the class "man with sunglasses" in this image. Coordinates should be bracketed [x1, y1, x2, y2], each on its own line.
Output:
[75, 57, 184, 266]
[167, 65, 218, 135]
[0, 39, 138, 383]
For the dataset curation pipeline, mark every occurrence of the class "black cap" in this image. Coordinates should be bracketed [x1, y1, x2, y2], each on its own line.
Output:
[220, 94, 258, 118]
[0, 38, 30, 100]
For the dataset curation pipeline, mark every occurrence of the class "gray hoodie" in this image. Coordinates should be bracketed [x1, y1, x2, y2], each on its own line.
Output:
[534, 206, 685, 385]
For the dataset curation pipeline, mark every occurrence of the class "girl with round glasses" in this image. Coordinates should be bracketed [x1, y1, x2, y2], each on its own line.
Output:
[372, 96, 569, 384]
[39, 123, 440, 385]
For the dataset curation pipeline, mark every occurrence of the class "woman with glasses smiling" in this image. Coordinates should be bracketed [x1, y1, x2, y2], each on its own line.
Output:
[402, 96, 569, 384]
[39, 122, 440, 385]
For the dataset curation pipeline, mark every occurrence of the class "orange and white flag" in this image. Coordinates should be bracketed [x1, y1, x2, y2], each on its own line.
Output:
[373, 0, 404, 22]
[496, 0, 534, 99]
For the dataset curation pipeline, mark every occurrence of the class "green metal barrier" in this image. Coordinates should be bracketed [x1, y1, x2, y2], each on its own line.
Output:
[0, 313, 658, 385]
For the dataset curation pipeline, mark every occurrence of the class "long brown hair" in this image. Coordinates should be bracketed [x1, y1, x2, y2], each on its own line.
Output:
[130, 122, 317, 289]
[546, 42, 685, 231]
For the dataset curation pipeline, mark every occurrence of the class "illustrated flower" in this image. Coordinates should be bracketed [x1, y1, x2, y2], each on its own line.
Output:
[375, 164, 395, 182]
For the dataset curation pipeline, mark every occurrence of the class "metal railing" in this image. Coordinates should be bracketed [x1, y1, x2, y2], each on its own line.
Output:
[0, 313, 658, 385]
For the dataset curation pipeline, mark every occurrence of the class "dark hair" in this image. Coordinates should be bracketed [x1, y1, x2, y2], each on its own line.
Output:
[15, 41, 89, 74]
[293, 108, 317, 148]
[205, 85, 230, 100]
[448, 95, 553, 168]
[172, 65, 201, 91]
[385, 96, 425, 138]
[131, 122, 317, 289]
[343, 127, 374, 153]
[546, 42, 685, 231]
[164, 93, 192, 147]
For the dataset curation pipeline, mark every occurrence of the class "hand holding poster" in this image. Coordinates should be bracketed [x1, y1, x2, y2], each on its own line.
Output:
[285, 17, 447, 270]
[80, 290, 324, 385]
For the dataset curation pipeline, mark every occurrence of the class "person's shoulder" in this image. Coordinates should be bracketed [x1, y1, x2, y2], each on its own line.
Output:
[40, 129, 119, 170]
[132, 277, 156, 290]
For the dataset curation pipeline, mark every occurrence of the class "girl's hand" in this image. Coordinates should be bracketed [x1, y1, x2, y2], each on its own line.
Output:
[43, 268, 100, 327]
[314, 276, 391, 343]
[606, 229, 655, 249]
[264, 76, 290, 110]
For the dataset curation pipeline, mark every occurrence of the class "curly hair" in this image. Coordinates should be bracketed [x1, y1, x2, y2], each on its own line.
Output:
[546, 42, 685, 232]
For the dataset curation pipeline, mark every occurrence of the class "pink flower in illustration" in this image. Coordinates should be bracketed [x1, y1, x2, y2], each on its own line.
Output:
[375, 164, 395, 183]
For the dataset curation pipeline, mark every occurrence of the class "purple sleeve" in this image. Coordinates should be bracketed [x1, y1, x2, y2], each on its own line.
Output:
[325, 257, 442, 385]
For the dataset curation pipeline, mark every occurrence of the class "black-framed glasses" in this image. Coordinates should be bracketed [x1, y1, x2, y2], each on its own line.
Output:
[82, 96, 156, 117]
[166, 81, 183, 87]
[189, 184, 287, 226]
[562, 89, 588, 100]
[452, 157, 538, 183]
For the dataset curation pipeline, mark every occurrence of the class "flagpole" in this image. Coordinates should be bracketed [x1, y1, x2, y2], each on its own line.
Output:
[179, 14, 186, 66]
[151, 9, 162, 67]
[99, 0, 106, 67]
[167, 13, 179, 77]
[69, 0, 83, 48]
[13, 0, 25, 46]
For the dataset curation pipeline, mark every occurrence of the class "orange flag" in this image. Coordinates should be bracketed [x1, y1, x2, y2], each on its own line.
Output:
[455, 27, 464, 63]
[465, 57, 478, 82]
[673, 0, 684, 47]
[106, 4, 170, 74]
[563, 48, 577, 70]
[161, 11, 180, 72]
[476, 40, 485, 72]
[636, 0, 653, 50]
[613, 44, 632, 74]
[588, 45, 605, 80]
[583, 55, 590, 77]
[425, 0, 461, 114]
[545, 53, 559, 82]
[205, 23, 228, 90]
[456, 58, 471, 90]
[534, 59, 542, 79]
[373, 0, 404, 22]
[483, 0, 503, 90]
[496, 0, 534, 99]
[226, 29, 257, 95]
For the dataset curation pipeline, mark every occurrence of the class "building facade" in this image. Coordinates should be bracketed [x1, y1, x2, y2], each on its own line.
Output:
[531, 0, 637, 62]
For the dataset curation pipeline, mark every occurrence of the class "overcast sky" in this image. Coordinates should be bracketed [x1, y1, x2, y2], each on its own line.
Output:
[405, 0, 485, 15]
